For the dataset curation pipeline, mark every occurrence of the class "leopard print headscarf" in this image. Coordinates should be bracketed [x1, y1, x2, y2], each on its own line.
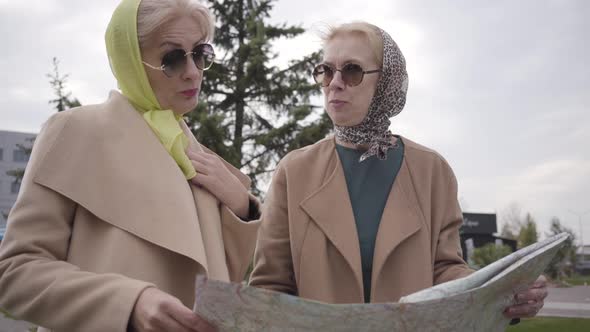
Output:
[334, 28, 409, 162]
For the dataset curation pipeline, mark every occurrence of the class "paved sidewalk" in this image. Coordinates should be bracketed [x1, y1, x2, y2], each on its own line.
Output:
[0, 315, 34, 332]
[538, 285, 590, 318]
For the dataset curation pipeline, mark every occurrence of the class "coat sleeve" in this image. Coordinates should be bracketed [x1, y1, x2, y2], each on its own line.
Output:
[248, 161, 297, 295]
[433, 167, 474, 284]
[219, 194, 261, 282]
[0, 113, 153, 332]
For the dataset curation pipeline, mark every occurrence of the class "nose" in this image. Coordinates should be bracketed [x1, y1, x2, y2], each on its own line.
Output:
[181, 55, 202, 82]
[328, 69, 345, 91]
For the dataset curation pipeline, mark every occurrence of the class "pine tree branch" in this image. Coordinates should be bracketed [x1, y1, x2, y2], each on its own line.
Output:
[250, 109, 273, 129]
[241, 148, 275, 168]
[208, 88, 232, 96]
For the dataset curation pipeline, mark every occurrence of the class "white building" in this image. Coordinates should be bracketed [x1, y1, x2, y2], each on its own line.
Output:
[0, 130, 36, 228]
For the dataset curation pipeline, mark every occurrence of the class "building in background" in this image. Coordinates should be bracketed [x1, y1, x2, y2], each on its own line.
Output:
[0, 130, 36, 235]
[460, 212, 517, 264]
[575, 245, 590, 275]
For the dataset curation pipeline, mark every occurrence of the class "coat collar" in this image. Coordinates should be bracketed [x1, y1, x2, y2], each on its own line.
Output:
[370, 155, 424, 289]
[300, 136, 424, 299]
[33, 91, 247, 271]
[179, 121, 250, 281]
[300, 148, 363, 293]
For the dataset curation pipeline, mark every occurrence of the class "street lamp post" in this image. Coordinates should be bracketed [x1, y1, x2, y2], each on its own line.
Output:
[568, 209, 590, 265]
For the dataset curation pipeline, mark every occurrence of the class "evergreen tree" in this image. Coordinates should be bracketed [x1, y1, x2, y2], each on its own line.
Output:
[517, 213, 538, 249]
[6, 58, 81, 188]
[545, 217, 577, 279]
[47, 57, 81, 112]
[186, 0, 332, 193]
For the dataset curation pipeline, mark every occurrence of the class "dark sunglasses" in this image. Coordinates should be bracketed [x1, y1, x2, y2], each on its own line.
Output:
[143, 43, 215, 78]
[312, 63, 381, 87]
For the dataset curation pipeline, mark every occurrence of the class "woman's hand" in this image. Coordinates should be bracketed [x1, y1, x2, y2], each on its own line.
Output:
[187, 150, 249, 219]
[130, 287, 216, 332]
[504, 275, 548, 319]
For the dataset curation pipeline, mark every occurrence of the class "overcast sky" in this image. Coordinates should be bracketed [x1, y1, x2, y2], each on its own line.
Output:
[1, 0, 589, 243]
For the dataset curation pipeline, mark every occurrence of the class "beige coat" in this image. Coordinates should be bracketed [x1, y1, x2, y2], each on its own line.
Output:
[0, 91, 260, 332]
[249, 136, 472, 303]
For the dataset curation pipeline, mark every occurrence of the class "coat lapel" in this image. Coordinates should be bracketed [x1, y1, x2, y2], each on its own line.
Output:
[180, 121, 236, 281]
[299, 144, 364, 293]
[33, 91, 208, 270]
[371, 142, 424, 289]
[179, 121, 253, 281]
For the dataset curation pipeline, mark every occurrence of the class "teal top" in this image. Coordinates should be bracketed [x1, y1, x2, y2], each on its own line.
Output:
[335, 139, 404, 303]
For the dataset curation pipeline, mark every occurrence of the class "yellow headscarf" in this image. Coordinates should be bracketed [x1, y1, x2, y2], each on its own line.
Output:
[105, 0, 196, 179]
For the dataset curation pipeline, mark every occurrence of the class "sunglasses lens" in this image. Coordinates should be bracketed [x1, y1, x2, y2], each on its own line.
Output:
[342, 63, 364, 86]
[193, 44, 215, 70]
[161, 49, 187, 77]
[312, 64, 333, 86]
[160, 44, 215, 76]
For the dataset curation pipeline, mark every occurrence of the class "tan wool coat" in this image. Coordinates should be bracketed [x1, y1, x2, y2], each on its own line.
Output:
[0, 91, 260, 332]
[249, 135, 473, 303]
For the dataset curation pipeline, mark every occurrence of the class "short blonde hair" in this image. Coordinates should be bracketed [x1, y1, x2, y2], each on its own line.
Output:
[321, 22, 383, 67]
[137, 0, 215, 47]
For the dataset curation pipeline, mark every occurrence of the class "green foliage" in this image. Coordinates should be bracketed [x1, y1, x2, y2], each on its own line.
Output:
[6, 58, 81, 192]
[506, 317, 590, 332]
[187, 0, 332, 193]
[517, 213, 538, 249]
[472, 243, 513, 268]
[563, 274, 590, 286]
[5, 138, 34, 186]
[47, 57, 81, 113]
[544, 217, 577, 279]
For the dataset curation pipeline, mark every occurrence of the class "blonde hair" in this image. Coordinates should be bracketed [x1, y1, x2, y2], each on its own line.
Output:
[137, 0, 215, 47]
[320, 22, 383, 66]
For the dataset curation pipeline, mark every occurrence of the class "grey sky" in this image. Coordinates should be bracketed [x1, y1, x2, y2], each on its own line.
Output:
[1, 0, 589, 242]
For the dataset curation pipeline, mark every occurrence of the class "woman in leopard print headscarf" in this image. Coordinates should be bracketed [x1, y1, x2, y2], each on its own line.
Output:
[250, 22, 547, 324]
[332, 26, 408, 162]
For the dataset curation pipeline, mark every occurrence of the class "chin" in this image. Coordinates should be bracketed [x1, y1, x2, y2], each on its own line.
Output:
[173, 100, 198, 115]
[328, 112, 361, 127]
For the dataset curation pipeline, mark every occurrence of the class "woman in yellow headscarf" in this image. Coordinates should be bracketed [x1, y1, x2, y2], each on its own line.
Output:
[0, 0, 260, 331]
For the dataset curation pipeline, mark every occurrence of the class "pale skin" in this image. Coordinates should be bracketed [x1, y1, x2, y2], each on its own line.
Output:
[322, 33, 382, 150]
[140, 15, 248, 219]
[323, 32, 547, 320]
[129, 14, 249, 332]
[130, 288, 215, 332]
[141, 17, 248, 218]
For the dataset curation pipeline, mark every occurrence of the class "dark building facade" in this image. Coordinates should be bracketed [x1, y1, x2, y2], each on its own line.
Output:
[460, 212, 517, 263]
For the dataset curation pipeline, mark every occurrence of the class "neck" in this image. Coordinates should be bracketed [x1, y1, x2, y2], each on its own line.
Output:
[335, 135, 398, 150]
[335, 137, 370, 151]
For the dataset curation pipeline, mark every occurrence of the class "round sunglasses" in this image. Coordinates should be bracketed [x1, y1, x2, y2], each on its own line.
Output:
[312, 63, 381, 87]
[143, 43, 215, 78]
